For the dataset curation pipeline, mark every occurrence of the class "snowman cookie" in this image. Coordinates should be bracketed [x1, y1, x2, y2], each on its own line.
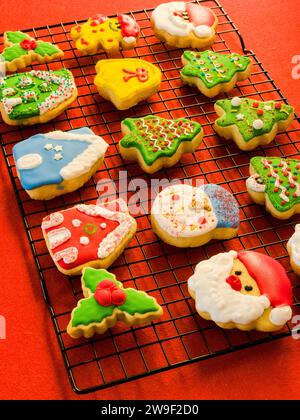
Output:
[151, 183, 239, 248]
[13, 127, 108, 200]
[287, 225, 300, 276]
[67, 267, 163, 338]
[151, 2, 218, 49]
[42, 199, 137, 276]
[94, 58, 162, 110]
[188, 250, 293, 332]
[71, 14, 140, 56]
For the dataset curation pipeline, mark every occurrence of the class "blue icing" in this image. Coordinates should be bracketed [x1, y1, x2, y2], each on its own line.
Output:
[200, 184, 239, 229]
[13, 128, 95, 190]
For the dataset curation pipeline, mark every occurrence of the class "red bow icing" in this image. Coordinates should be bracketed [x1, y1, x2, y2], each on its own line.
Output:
[20, 38, 38, 50]
[123, 67, 148, 82]
[94, 279, 127, 307]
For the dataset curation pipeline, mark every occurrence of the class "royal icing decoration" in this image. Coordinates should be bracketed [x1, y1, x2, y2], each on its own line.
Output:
[287, 224, 300, 267]
[181, 51, 251, 89]
[13, 127, 108, 191]
[152, 2, 217, 39]
[67, 268, 162, 338]
[0, 69, 76, 121]
[188, 250, 292, 328]
[70, 14, 140, 55]
[0, 31, 63, 71]
[248, 157, 300, 212]
[214, 98, 294, 143]
[120, 116, 202, 166]
[151, 183, 239, 238]
[42, 199, 136, 271]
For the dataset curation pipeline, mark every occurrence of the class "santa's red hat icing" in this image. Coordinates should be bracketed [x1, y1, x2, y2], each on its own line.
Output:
[118, 14, 140, 43]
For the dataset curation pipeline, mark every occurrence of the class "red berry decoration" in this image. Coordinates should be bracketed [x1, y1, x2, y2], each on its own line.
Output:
[20, 39, 37, 50]
[111, 289, 126, 306]
[257, 109, 264, 116]
[94, 279, 127, 306]
[99, 279, 117, 290]
[95, 288, 112, 307]
[253, 102, 259, 108]
[225, 275, 242, 291]
[275, 102, 282, 110]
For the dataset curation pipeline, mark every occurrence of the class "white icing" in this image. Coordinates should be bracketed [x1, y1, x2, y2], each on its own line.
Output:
[100, 222, 107, 229]
[231, 96, 242, 107]
[188, 251, 271, 325]
[246, 174, 266, 193]
[3, 97, 22, 113]
[2, 87, 15, 96]
[53, 247, 78, 264]
[122, 36, 137, 44]
[253, 119, 264, 130]
[53, 145, 63, 152]
[72, 219, 82, 227]
[193, 25, 212, 38]
[47, 227, 71, 249]
[269, 306, 292, 325]
[54, 152, 63, 161]
[236, 113, 245, 121]
[41, 212, 64, 229]
[80, 236, 90, 245]
[16, 153, 43, 170]
[151, 184, 218, 238]
[264, 105, 272, 111]
[44, 143, 53, 150]
[287, 224, 300, 266]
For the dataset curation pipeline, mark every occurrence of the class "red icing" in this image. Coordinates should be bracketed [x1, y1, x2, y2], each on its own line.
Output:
[80, 38, 89, 45]
[185, 4, 216, 27]
[20, 39, 37, 50]
[275, 102, 282, 109]
[123, 67, 148, 82]
[99, 279, 118, 290]
[94, 281, 126, 306]
[118, 14, 139, 38]
[226, 275, 242, 291]
[111, 289, 126, 306]
[237, 251, 292, 307]
[95, 288, 112, 306]
[91, 14, 108, 24]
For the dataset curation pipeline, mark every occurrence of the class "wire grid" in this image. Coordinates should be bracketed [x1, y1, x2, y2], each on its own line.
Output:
[1, 0, 300, 394]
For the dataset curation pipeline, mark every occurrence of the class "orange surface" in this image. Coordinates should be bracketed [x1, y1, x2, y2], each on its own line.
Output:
[0, 0, 300, 400]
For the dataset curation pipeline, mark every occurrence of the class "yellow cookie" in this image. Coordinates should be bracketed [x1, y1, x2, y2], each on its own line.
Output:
[70, 14, 140, 55]
[94, 58, 162, 110]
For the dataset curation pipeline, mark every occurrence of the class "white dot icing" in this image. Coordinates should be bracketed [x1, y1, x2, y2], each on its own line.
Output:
[72, 219, 82, 227]
[253, 119, 264, 130]
[79, 236, 90, 245]
[100, 222, 107, 229]
[231, 96, 242, 107]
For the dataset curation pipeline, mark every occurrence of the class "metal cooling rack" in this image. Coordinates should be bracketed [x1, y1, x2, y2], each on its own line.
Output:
[1, 0, 300, 394]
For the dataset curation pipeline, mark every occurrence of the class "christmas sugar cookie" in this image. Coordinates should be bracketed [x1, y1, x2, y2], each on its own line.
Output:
[188, 250, 293, 332]
[0, 69, 77, 126]
[0, 31, 63, 72]
[181, 51, 252, 98]
[214, 97, 294, 151]
[287, 225, 300, 276]
[42, 199, 137, 276]
[151, 183, 239, 248]
[67, 267, 163, 338]
[247, 156, 300, 219]
[13, 127, 108, 200]
[70, 14, 139, 56]
[119, 115, 203, 173]
[94, 59, 162, 110]
[151, 2, 218, 49]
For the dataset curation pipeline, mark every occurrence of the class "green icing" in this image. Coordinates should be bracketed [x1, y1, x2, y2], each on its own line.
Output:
[1, 45, 28, 62]
[120, 115, 202, 166]
[5, 31, 29, 44]
[250, 156, 300, 212]
[118, 289, 159, 315]
[181, 50, 251, 88]
[82, 267, 120, 294]
[0, 69, 73, 120]
[34, 41, 61, 57]
[72, 296, 115, 327]
[215, 98, 294, 142]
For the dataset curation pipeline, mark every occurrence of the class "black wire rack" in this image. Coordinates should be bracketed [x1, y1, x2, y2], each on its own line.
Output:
[1, 0, 300, 394]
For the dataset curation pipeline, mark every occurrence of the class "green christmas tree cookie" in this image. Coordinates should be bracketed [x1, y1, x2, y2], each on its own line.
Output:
[119, 115, 203, 173]
[0, 31, 64, 72]
[67, 267, 163, 338]
[214, 97, 294, 151]
[247, 156, 300, 219]
[181, 50, 252, 97]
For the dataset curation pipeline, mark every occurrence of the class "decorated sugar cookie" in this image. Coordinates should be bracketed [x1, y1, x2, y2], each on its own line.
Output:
[181, 51, 252, 98]
[0, 31, 64, 72]
[70, 14, 140, 55]
[151, 2, 218, 49]
[151, 183, 239, 248]
[0, 69, 77, 126]
[287, 225, 300, 276]
[67, 267, 163, 338]
[188, 250, 293, 332]
[94, 59, 162, 110]
[42, 199, 137, 276]
[247, 156, 300, 219]
[13, 127, 108, 200]
[214, 97, 294, 151]
[119, 115, 203, 173]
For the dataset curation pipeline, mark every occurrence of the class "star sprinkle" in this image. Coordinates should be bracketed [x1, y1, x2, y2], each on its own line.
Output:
[54, 145, 63, 152]
[54, 152, 63, 161]
[264, 105, 272, 111]
[236, 113, 245, 121]
[44, 143, 53, 150]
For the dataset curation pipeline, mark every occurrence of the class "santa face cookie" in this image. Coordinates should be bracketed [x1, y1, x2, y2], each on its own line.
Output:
[70, 14, 139, 56]
[151, 2, 218, 49]
[94, 59, 162, 110]
[214, 97, 294, 151]
[188, 250, 293, 332]
[13, 127, 108, 200]
[67, 267, 163, 338]
[0, 31, 64, 72]
[0, 69, 77, 126]
[41, 199, 137, 276]
[247, 157, 300, 219]
[151, 183, 239, 248]
[181, 51, 252, 98]
[119, 115, 203, 173]
[287, 225, 300, 276]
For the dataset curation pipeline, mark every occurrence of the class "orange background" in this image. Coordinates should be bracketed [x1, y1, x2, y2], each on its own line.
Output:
[0, 0, 300, 400]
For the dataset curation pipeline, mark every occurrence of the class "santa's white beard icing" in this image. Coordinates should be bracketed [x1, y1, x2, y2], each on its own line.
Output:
[188, 250, 292, 327]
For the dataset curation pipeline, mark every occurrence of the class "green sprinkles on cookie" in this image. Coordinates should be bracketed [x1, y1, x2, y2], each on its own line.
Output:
[120, 115, 203, 166]
[181, 50, 252, 88]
